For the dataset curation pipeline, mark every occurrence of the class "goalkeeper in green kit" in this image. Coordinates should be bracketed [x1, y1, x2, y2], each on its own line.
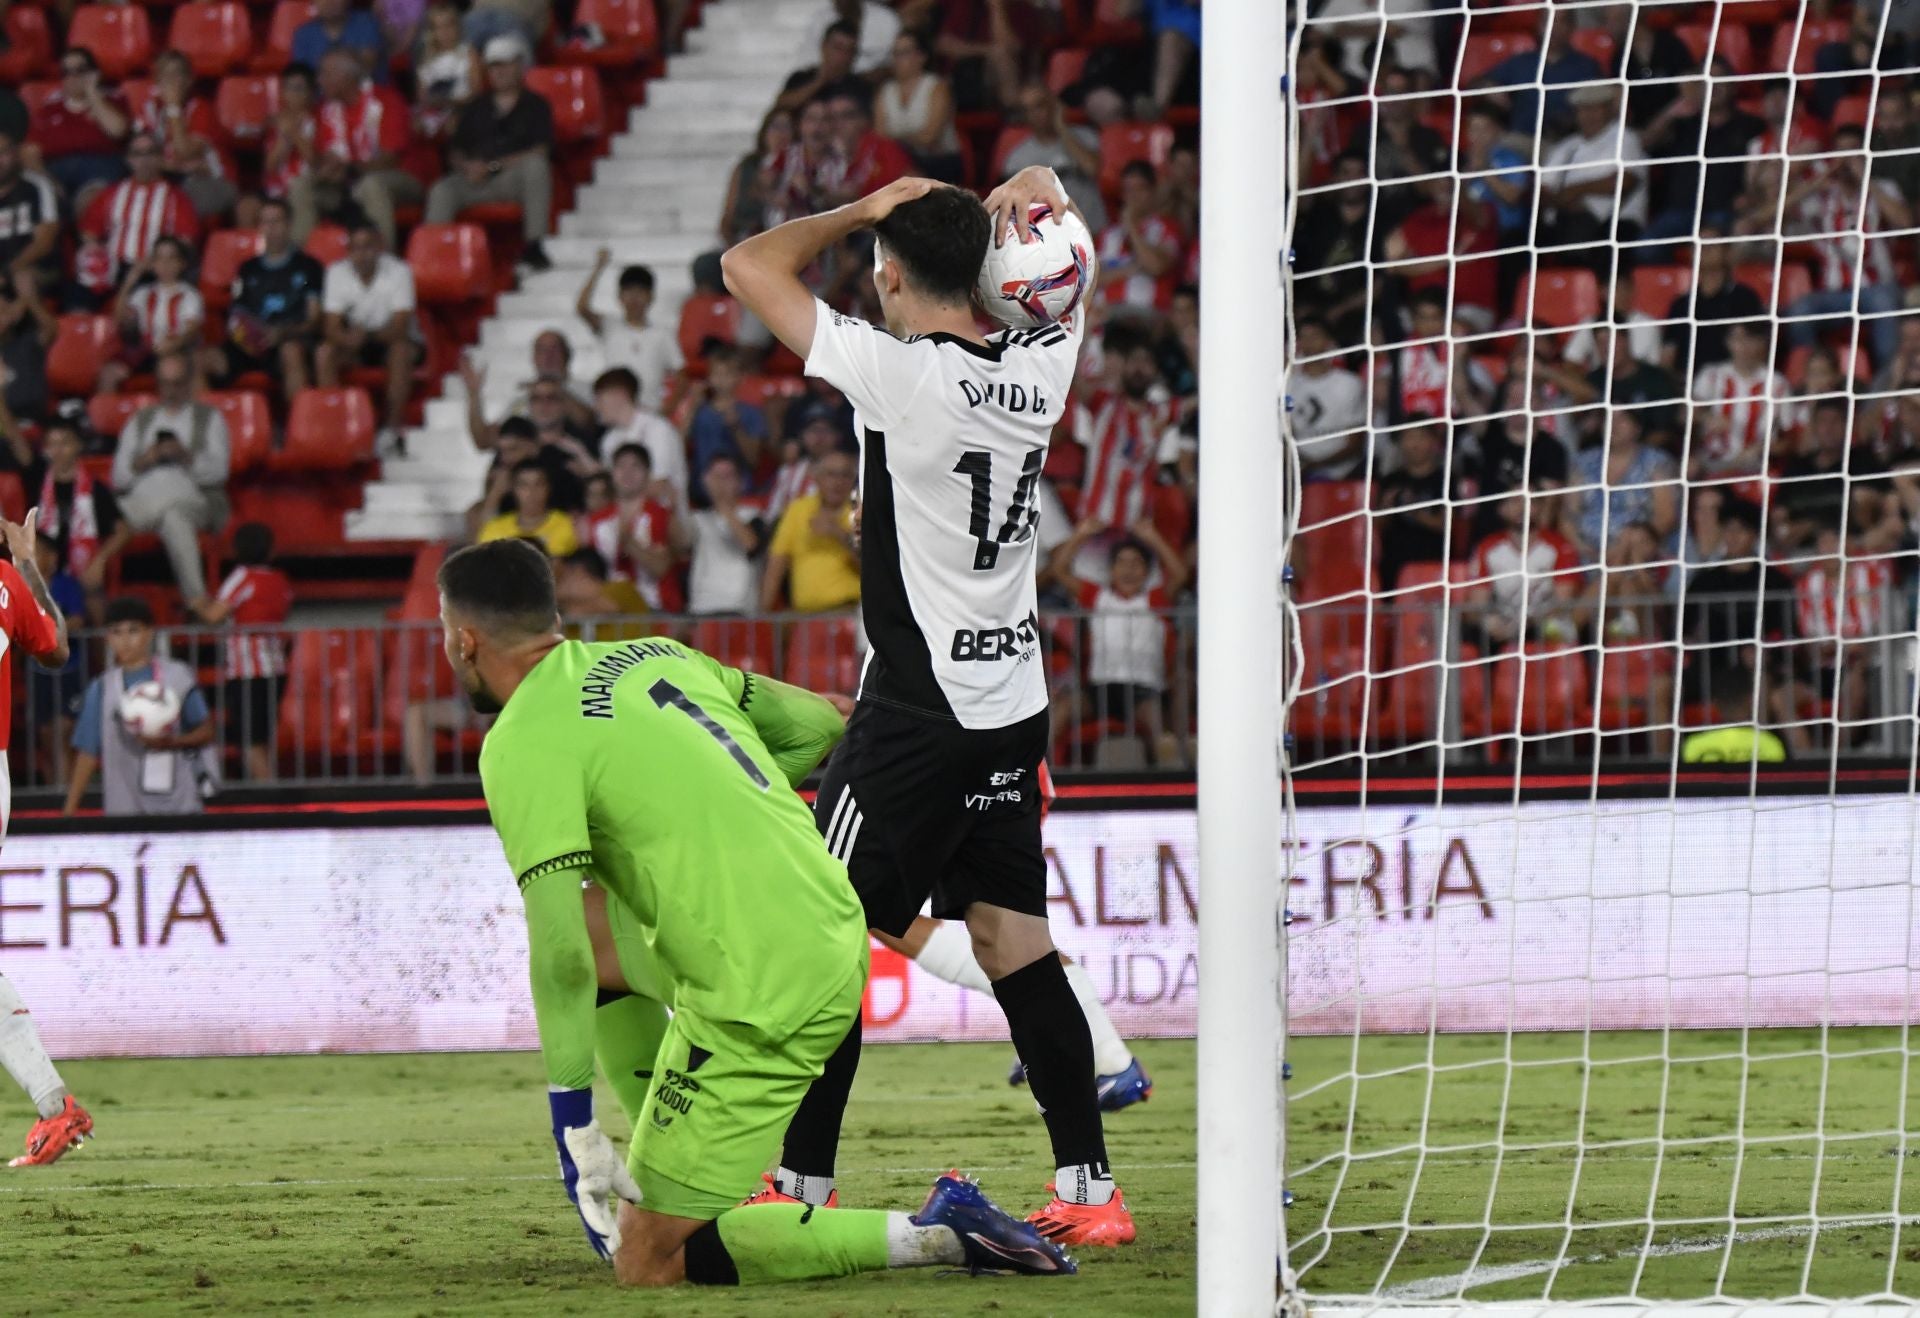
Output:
[440, 538, 1074, 1287]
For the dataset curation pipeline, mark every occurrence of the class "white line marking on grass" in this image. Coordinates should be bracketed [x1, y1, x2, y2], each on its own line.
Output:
[1379, 1219, 1915, 1302]
[0, 1161, 1199, 1197]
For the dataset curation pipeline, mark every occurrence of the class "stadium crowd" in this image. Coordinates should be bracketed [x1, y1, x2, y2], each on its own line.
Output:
[1289, 0, 1920, 759]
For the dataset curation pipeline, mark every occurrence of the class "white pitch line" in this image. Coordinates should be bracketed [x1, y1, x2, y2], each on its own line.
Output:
[0, 1160, 1199, 1197]
[1379, 1218, 1917, 1302]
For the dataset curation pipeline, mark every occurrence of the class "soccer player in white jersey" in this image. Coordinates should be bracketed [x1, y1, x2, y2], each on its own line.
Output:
[0, 508, 92, 1166]
[721, 167, 1133, 1247]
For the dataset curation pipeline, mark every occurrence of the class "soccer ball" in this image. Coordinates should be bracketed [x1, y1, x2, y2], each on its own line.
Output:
[119, 681, 182, 738]
[977, 203, 1096, 329]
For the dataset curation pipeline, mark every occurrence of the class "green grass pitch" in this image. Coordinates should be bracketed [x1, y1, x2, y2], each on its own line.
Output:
[5, 1031, 1914, 1312]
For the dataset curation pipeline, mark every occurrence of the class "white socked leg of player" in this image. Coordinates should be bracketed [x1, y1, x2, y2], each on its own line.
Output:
[0, 973, 91, 1167]
[909, 918, 1150, 1106]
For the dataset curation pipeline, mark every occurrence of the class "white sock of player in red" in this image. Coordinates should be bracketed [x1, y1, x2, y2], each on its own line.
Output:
[914, 924, 1137, 1076]
[0, 976, 66, 1119]
[1061, 959, 1134, 1077]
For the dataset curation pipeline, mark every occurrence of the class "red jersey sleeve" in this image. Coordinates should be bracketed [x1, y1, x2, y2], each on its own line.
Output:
[1076, 582, 1100, 610]
[0, 562, 60, 659]
[1147, 587, 1172, 609]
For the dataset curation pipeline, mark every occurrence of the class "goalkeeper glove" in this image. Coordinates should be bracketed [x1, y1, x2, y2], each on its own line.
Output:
[548, 1088, 643, 1261]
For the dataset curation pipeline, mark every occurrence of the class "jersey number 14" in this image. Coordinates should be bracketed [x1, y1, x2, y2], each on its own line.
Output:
[954, 449, 1044, 571]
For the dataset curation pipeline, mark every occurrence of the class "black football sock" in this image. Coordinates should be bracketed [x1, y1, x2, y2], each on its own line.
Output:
[775, 1013, 863, 1196]
[992, 952, 1109, 1175]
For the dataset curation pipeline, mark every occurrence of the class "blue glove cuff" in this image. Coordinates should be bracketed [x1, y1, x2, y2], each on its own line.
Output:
[548, 1087, 593, 1134]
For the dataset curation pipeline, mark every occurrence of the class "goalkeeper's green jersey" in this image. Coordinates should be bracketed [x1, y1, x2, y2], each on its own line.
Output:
[480, 637, 867, 1044]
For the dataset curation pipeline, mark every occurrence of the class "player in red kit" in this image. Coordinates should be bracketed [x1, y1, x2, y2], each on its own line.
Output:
[0, 508, 93, 1166]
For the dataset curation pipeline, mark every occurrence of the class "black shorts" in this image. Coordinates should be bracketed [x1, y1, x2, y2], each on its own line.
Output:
[813, 700, 1050, 938]
[224, 676, 285, 748]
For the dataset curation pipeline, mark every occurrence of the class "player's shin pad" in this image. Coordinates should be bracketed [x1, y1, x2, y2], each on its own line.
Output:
[704, 1205, 891, 1284]
[594, 991, 670, 1129]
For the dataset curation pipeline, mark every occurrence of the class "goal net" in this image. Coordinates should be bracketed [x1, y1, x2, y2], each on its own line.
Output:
[1279, 0, 1920, 1305]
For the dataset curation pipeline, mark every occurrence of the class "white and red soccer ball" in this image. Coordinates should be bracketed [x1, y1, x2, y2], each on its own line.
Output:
[119, 681, 182, 738]
[977, 202, 1096, 329]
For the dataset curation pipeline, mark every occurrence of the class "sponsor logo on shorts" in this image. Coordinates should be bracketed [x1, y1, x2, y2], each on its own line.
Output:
[965, 788, 1023, 810]
[653, 1066, 703, 1119]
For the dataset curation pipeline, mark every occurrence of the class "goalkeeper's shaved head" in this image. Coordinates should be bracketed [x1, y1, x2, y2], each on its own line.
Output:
[438, 539, 563, 714]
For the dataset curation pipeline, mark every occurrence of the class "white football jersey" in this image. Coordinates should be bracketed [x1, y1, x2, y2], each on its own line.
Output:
[805, 299, 1082, 730]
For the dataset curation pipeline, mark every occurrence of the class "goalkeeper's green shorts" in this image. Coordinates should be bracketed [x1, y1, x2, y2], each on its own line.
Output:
[621, 965, 865, 1221]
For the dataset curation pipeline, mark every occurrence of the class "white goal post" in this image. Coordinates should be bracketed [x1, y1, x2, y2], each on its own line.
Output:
[1263, 0, 1920, 1310]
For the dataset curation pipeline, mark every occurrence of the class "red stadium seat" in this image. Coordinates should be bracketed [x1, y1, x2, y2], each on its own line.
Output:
[1459, 32, 1536, 87]
[524, 65, 605, 144]
[405, 223, 489, 304]
[47, 314, 117, 396]
[0, 6, 54, 83]
[1673, 22, 1755, 74]
[280, 628, 389, 763]
[304, 222, 350, 267]
[0, 472, 24, 526]
[200, 228, 263, 311]
[67, 4, 155, 80]
[1047, 48, 1090, 94]
[1596, 644, 1674, 732]
[1568, 27, 1616, 71]
[88, 393, 156, 440]
[207, 390, 273, 474]
[559, 0, 658, 67]
[1289, 608, 1371, 748]
[1734, 260, 1812, 312]
[783, 617, 861, 693]
[1293, 481, 1374, 603]
[1097, 122, 1175, 200]
[1492, 643, 1592, 736]
[215, 74, 279, 145]
[1082, 0, 1145, 45]
[1514, 269, 1601, 328]
[169, 2, 253, 78]
[1633, 264, 1691, 318]
[677, 294, 742, 363]
[691, 620, 779, 677]
[281, 388, 376, 470]
[1769, 18, 1849, 75]
[255, 0, 316, 74]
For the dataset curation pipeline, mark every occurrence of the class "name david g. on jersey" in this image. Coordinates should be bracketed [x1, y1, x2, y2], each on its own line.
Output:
[958, 378, 1051, 417]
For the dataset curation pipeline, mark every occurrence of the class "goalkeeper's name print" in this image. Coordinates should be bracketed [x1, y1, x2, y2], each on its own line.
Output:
[576, 638, 680, 719]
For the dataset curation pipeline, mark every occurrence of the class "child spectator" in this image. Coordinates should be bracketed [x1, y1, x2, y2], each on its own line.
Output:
[583, 444, 679, 610]
[413, 2, 482, 140]
[688, 347, 768, 503]
[31, 417, 128, 610]
[685, 454, 766, 615]
[1690, 321, 1789, 480]
[553, 548, 650, 634]
[1773, 519, 1890, 753]
[98, 238, 204, 398]
[140, 52, 237, 224]
[575, 255, 683, 412]
[476, 461, 580, 556]
[264, 65, 321, 203]
[592, 367, 686, 500]
[1051, 516, 1191, 766]
[64, 597, 216, 818]
[1465, 481, 1589, 651]
[764, 401, 847, 521]
[196, 523, 294, 782]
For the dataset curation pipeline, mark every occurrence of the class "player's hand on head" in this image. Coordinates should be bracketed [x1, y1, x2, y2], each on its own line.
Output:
[985, 166, 1070, 247]
[858, 176, 940, 225]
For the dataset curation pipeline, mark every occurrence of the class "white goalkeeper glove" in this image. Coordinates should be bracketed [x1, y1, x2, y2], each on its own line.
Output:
[549, 1089, 643, 1260]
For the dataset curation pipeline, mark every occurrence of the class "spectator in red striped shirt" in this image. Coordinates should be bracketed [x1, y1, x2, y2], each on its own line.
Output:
[195, 523, 293, 781]
[1779, 124, 1909, 370]
[77, 134, 200, 296]
[26, 47, 131, 207]
[264, 65, 321, 204]
[1097, 162, 1184, 315]
[98, 237, 204, 398]
[1773, 518, 1887, 754]
[291, 50, 422, 251]
[1069, 336, 1172, 535]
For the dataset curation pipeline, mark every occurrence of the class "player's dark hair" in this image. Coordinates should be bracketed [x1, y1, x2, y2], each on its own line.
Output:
[104, 596, 155, 627]
[594, 366, 640, 399]
[562, 547, 610, 581]
[873, 187, 992, 307]
[617, 265, 655, 294]
[232, 522, 274, 566]
[610, 442, 652, 470]
[438, 539, 557, 638]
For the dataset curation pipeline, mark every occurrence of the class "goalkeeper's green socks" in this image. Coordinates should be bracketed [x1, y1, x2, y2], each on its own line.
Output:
[695, 1205, 963, 1284]
[593, 990, 669, 1127]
